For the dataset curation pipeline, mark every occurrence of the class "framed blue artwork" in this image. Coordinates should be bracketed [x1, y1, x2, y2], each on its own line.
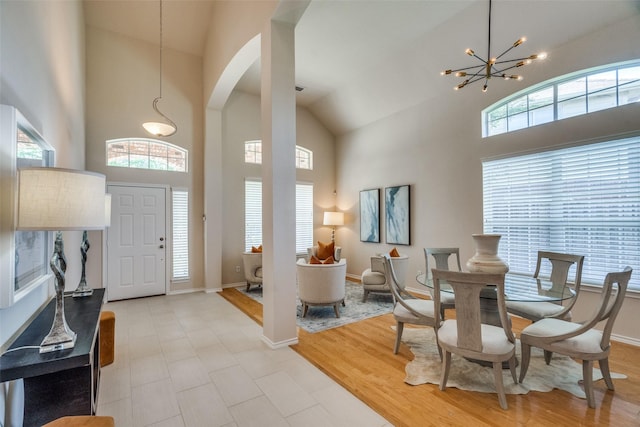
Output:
[359, 188, 380, 243]
[385, 185, 410, 245]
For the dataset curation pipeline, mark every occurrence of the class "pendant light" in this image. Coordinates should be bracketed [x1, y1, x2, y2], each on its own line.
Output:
[142, 0, 177, 137]
[441, 0, 547, 92]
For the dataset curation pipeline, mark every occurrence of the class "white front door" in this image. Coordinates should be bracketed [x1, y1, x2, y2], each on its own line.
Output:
[106, 185, 167, 301]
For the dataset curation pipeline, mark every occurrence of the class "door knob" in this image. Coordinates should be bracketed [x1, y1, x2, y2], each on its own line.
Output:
[159, 245, 164, 249]
[160, 237, 165, 241]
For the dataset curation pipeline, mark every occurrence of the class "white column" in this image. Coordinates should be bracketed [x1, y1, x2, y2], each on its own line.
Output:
[260, 18, 298, 347]
[204, 108, 223, 292]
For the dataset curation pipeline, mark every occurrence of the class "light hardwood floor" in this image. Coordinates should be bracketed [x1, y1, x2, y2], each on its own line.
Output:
[220, 286, 640, 427]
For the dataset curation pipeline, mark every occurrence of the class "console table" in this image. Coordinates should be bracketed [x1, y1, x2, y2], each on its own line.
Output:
[0, 288, 104, 426]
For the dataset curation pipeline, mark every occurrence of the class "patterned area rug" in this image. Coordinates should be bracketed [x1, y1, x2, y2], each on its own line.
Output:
[400, 327, 626, 398]
[240, 281, 393, 333]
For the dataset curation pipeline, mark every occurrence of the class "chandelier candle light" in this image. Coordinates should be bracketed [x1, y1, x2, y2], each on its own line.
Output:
[441, 0, 547, 92]
[142, 0, 177, 137]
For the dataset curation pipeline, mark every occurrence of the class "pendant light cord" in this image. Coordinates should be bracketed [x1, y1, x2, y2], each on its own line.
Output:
[159, 0, 164, 100]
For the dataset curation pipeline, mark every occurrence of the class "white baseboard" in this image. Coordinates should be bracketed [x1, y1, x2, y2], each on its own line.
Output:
[261, 334, 298, 349]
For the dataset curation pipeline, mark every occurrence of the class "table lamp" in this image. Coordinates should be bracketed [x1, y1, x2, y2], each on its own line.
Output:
[323, 211, 344, 243]
[17, 167, 106, 353]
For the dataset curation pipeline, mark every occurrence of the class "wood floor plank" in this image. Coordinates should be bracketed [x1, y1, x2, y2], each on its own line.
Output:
[220, 287, 640, 427]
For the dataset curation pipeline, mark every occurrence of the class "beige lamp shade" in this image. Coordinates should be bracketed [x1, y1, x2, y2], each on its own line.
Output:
[323, 211, 344, 226]
[17, 168, 107, 231]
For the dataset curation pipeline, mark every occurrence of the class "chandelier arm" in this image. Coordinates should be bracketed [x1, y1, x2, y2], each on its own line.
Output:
[491, 63, 525, 75]
[445, 64, 486, 74]
[494, 57, 534, 65]
[494, 44, 520, 61]
[466, 75, 488, 86]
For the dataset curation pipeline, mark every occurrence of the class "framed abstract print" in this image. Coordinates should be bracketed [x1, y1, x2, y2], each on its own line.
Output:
[385, 184, 410, 245]
[359, 188, 380, 243]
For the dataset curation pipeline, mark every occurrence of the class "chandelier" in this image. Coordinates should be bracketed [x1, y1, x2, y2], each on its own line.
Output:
[441, 0, 547, 92]
[142, 0, 177, 137]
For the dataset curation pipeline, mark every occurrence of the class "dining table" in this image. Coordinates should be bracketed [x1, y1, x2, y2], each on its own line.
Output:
[416, 271, 576, 327]
[416, 271, 575, 368]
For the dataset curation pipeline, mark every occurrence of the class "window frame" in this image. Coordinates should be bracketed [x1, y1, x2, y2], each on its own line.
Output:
[171, 188, 189, 281]
[483, 59, 640, 137]
[244, 140, 313, 170]
[106, 138, 188, 172]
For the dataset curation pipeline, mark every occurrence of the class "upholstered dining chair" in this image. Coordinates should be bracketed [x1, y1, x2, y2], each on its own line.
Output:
[383, 254, 438, 355]
[424, 248, 462, 318]
[519, 267, 632, 408]
[506, 251, 584, 321]
[431, 268, 517, 410]
[361, 253, 409, 302]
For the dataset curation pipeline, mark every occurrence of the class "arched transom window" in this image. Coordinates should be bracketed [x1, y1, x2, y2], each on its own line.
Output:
[244, 140, 313, 170]
[106, 138, 188, 172]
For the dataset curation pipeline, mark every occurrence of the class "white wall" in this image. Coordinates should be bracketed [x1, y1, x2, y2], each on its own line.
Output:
[335, 15, 640, 342]
[220, 90, 336, 285]
[84, 26, 205, 293]
[0, 0, 86, 347]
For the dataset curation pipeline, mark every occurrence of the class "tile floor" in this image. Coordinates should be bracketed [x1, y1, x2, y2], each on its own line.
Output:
[97, 290, 392, 427]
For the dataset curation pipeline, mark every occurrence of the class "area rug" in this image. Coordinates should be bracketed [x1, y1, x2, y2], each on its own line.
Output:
[240, 281, 393, 333]
[400, 327, 626, 399]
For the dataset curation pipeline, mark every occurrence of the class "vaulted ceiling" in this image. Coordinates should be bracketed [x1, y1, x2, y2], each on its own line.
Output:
[84, 0, 639, 136]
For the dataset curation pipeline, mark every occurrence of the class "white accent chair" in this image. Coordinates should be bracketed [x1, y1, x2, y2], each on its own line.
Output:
[431, 268, 517, 410]
[383, 254, 438, 355]
[424, 248, 462, 318]
[506, 251, 584, 321]
[242, 252, 262, 291]
[361, 254, 409, 302]
[307, 245, 342, 262]
[296, 258, 347, 318]
[519, 267, 632, 408]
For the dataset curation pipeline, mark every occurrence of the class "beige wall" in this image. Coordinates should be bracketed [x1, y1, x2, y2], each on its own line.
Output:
[0, 0, 86, 348]
[335, 15, 640, 342]
[220, 90, 336, 285]
[85, 27, 205, 293]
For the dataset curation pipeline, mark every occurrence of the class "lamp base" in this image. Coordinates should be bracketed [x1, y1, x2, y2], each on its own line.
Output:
[40, 330, 77, 353]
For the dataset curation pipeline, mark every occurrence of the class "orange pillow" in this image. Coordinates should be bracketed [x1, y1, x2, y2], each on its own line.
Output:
[309, 255, 322, 264]
[317, 241, 334, 260]
[322, 256, 335, 265]
[389, 247, 400, 257]
[251, 245, 262, 253]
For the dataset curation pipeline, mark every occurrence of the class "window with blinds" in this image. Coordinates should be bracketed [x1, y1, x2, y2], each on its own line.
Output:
[483, 136, 640, 290]
[245, 179, 313, 254]
[172, 189, 189, 280]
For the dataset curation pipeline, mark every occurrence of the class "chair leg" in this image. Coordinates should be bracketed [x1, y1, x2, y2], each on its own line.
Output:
[508, 355, 518, 384]
[544, 349, 553, 365]
[493, 362, 508, 410]
[362, 290, 369, 302]
[583, 360, 596, 408]
[599, 357, 615, 390]
[302, 303, 309, 318]
[246, 282, 251, 292]
[519, 342, 532, 383]
[439, 351, 452, 391]
[333, 303, 341, 318]
[394, 322, 404, 354]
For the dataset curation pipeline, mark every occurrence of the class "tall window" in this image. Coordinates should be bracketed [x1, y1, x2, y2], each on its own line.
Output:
[244, 141, 313, 170]
[483, 136, 640, 290]
[483, 60, 640, 137]
[172, 189, 189, 280]
[245, 180, 313, 254]
[106, 138, 187, 172]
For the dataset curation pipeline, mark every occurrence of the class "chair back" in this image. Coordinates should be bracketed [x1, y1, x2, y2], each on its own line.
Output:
[383, 254, 407, 305]
[296, 258, 347, 303]
[591, 267, 632, 350]
[533, 251, 584, 287]
[424, 248, 462, 278]
[431, 269, 513, 352]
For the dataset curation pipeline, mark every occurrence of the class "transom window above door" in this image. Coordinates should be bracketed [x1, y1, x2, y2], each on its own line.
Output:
[106, 138, 187, 172]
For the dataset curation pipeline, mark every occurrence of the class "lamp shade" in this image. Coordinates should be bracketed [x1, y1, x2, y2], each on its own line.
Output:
[323, 211, 344, 226]
[17, 168, 107, 231]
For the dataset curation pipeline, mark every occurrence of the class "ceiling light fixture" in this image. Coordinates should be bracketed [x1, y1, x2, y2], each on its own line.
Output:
[142, 0, 177, 137]
[441, 0, 547, 92]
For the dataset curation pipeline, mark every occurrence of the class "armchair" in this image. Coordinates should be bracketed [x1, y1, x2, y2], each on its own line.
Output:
[361, 254, 408, 302]
[296, 258, 347, 318]
[307, 244, 342, 262]
[242, 252, 263, 291]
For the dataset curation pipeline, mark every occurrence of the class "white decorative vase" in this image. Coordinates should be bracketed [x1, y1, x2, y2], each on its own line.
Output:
[466, 234, 509, 274]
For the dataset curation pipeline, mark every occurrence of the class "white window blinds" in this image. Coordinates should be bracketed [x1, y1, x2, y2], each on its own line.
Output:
[172, 189, 189, 280]
[245, 180, 314, 254]
[483, 136, 640, 290]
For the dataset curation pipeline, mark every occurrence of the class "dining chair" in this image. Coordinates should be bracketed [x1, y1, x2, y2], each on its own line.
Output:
[519, 267, 632, 408]
[424, 248, 462, 318]
[383, 254, 439, 355]
[506, 251, 584, 321]
[431, 268, 517, 410]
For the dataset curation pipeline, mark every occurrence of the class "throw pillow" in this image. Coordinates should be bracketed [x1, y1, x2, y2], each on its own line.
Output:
[309, 255, 322, 264]
[317, 241, 334, 259]
[389, 247, 400, 257]
[322, 256, 335, 264]
[251, 245, 262, 253]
